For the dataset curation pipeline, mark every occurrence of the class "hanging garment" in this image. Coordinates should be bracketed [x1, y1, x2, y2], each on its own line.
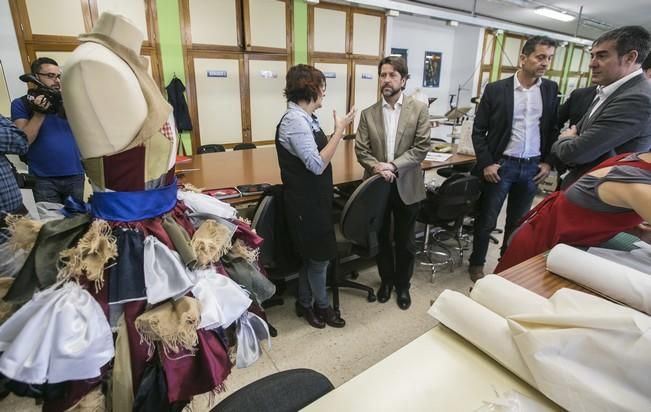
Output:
[108, 229, 147, 305]
[165, 77, 193, 132]
[191, 268, 252, 330]
[222, 254, 276, 304]
[143, 236, 194, 304]
[0, 282, 113, 384]
[235, 312, 271, 368]
[177, 191, 236, 220]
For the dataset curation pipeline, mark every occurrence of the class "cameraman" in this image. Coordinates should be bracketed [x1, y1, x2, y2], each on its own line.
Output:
[0, 115, 29, 227]
[10, 57, 84, 203]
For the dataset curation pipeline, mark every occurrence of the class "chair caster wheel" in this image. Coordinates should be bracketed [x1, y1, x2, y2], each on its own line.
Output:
[367, 293, 377, 302]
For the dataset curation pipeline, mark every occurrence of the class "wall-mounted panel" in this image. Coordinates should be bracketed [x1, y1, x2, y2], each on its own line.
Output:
[96, 0, 149, 41]
[189, 0, 238, 46]
[313, 61, 348, 135]
[352, 13, 381, 56]
[313, 8, 346, 54]
[352, 63, 377, 129]
[247, 0, 286, 49]
[248, 58, 287, 142]
[25, 0, 86, 37]
[193, 57, 243, 144]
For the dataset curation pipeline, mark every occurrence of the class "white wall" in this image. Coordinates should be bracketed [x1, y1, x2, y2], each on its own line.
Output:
[448, 25, 483, 109]
[0, 0, 27, 106]
[390, 15, 482, 117]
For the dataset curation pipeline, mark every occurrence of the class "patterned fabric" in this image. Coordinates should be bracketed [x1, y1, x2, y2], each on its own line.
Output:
[0, 115, 28, 212]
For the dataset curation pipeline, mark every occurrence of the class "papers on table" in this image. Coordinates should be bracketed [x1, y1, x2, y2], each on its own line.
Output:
[425, 152, 453, 162]
[429, 275, 651, 412]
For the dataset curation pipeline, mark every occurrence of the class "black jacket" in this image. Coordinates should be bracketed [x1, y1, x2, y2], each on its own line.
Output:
[471, 76, 559, 174]
[558, 86, 597, 129]
[165, 77, 193, 132]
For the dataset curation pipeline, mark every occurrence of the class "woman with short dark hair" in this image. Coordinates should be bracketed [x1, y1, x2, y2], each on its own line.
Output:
[276, 64, 355, 328]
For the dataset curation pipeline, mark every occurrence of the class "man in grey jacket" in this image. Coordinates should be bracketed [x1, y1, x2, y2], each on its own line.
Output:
[553, 26, 651, 189]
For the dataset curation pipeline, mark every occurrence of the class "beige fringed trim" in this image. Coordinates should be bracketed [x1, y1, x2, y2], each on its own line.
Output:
[0, 278, 16, 323]
[4, 214, 43, 252]
[135, 297, 200, 357]
[191, 220, 232, 267]
[64, 386, 105, 412]
[57, 220, 117, 292]
[182, 183, 203, 193]
[237, 216, 252, 226]
[229, 239, 259, 264]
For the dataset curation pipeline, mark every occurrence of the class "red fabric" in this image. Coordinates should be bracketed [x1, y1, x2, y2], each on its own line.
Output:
[496, 154, 651, 272]
[160, 329, 231, 403]
[102, 146, 146, 191]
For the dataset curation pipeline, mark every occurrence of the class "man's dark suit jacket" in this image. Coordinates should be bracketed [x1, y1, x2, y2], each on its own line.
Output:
[558, 86, 597, 129]
[553, 73, 651, 188]
[472, 76, 560, 175]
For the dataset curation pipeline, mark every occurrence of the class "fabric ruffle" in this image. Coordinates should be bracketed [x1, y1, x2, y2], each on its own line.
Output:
[191, 268, 252, 330]
[0, 282, 113, 384]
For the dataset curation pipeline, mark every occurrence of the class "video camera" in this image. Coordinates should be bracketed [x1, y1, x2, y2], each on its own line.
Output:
[19, 73, 65, 117]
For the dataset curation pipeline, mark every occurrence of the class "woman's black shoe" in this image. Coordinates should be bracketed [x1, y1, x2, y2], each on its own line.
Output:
[295, 302, 325, 329]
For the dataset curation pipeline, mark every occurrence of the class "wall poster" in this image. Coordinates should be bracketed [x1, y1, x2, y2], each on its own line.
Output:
[423, 51, 442, 88]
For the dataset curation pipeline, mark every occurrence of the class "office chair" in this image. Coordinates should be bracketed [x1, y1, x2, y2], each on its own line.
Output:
[331, 174, 391, 311]
[233, 143, 257, 151]
[251, 186, 302, 311]
[211, 369, 334, 412]
[417, 174, 481, 279]
[197, 144, 225, 154]
[436, 160, 475, 178]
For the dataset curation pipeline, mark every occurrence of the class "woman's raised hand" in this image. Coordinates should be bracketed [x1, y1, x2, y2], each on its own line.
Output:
[333, 106, 356, 134]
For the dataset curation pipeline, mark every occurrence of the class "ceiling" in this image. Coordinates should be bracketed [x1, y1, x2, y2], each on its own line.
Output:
[402, 0, 651, 40]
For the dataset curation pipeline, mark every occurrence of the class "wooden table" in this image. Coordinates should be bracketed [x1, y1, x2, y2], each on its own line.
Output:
[176, 141, 476, 198]
[498, 253, 590, 298]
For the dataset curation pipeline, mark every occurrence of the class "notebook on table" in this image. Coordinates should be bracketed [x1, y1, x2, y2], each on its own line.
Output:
[236, 183, 271, 196]
[203, 187, 241, 200]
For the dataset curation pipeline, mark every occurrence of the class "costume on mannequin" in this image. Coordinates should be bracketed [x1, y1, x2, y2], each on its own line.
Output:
[0, 13, 272, 411]
[495, 152, 651, 272]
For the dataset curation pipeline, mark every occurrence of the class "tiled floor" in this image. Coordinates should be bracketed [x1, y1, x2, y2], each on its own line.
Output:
[1, 196, 512, 412]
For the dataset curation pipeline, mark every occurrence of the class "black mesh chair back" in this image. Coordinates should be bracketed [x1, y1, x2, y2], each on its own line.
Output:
[421, 174, 481, 224]
[197, 144, 225, 154]
[251, 186, 301, 276]
[212, 369, 334, 412]
[233, 143, 257, 151]
[340, 174, 391, 257]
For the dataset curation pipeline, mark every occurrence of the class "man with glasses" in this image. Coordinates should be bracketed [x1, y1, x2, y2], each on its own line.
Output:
[11, 57, 84, 203]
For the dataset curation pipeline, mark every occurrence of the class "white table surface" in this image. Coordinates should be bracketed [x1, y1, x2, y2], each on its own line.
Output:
[303, 326, 560, 411]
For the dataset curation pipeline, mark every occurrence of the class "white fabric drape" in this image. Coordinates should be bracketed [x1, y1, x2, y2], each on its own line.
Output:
[0, 283, 113, 384]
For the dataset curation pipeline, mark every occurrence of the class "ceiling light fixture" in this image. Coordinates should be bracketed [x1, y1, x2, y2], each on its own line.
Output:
[534, 7, 575, 22]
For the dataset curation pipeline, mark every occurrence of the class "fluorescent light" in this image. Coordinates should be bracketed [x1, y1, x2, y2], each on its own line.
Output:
[535, 7, 575, 22]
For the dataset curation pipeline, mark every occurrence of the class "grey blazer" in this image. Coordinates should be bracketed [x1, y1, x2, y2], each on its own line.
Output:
[355, 95, 431, 205]
[553, 73, 651, 186]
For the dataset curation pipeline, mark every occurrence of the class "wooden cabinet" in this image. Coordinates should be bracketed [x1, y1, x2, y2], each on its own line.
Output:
[308, 2, 385, 134]
[9, 0, 163, 87]
[181, 0, 292, 150]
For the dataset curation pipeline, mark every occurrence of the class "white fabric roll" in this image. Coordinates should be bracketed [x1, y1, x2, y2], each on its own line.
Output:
[470, 275, 551, 317]
[428, 290, 536, 386]
[547, 244, 651, 314]
[509, 288, 651, 412]
[177, 191, 236, 219]
[0, 283, 113, 384]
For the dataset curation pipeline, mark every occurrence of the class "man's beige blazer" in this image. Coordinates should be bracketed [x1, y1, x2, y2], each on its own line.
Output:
[355, 94, 431, 205]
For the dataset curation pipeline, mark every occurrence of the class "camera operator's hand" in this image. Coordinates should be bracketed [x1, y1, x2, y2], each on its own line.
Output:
[31, 95, 52, 112]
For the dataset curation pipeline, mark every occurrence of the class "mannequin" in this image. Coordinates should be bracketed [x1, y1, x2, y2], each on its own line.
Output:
[0, 12, 273, 411]
[62, 14, 148, 159]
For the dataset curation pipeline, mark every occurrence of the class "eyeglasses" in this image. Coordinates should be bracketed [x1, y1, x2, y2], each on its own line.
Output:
[36, 72, 62, 80]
